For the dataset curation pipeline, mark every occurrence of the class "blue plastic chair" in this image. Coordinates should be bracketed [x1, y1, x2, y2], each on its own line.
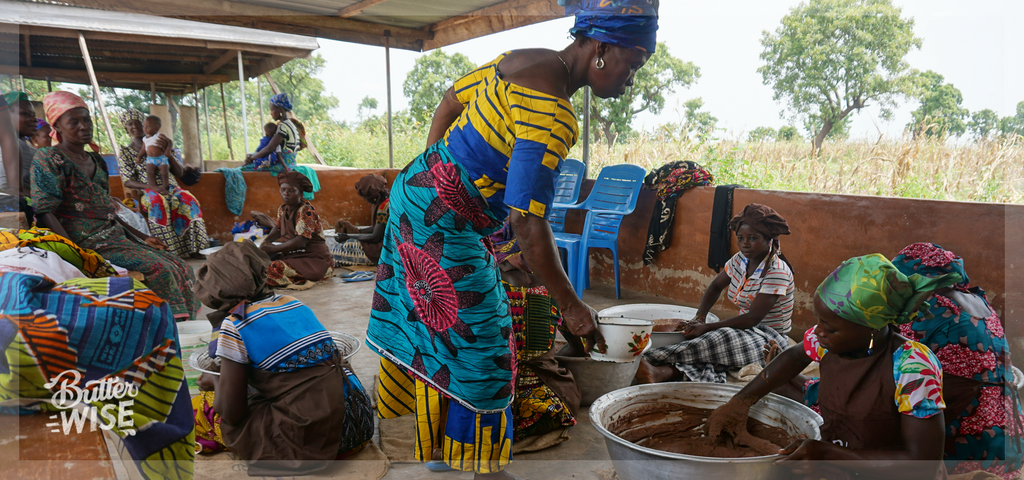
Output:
[547, 159, 585, 233]
[552, 164, 646, 298]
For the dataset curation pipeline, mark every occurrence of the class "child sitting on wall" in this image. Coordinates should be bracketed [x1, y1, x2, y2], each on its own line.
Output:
[249, 122, 280, 171]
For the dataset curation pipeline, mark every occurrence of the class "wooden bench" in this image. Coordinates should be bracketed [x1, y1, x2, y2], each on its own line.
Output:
[0, 413, 115, 478]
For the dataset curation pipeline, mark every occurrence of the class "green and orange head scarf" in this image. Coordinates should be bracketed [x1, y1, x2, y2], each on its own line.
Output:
[42, 91, 100, 153]
[816, 254, 961, 329]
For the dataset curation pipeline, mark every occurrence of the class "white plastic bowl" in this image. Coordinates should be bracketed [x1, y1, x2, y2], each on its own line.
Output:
[599, 304, 721, 350]
[591, 317, 653, 363]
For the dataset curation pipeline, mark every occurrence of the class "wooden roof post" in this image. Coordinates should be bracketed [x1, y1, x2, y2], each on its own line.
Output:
[237, 51, 249, 153]
[150, 82, 157, 104]
[385, 30, 393, 169]
[77, 32, 119, 158]
[202, 88, 212, 160]
[583, 86, 590, 177]
[257, 76, 264, 125]
[219, 83, 234, 160]
[192, 77, 204, 170]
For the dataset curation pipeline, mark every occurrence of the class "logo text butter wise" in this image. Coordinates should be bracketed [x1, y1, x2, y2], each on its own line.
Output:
[43, 370, 139, 436]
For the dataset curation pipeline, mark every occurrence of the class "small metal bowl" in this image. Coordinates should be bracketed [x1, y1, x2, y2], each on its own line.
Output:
[188, 331, 362, 376]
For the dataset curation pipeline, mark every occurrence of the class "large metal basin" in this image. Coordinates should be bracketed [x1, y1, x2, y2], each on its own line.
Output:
[591, 383, 822, 480]
[598, 304, 720, 350]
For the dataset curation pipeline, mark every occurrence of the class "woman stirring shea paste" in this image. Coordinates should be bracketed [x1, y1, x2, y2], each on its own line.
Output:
[707, 254, 957, 480]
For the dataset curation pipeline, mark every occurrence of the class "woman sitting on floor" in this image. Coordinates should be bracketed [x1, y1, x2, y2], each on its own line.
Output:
[31, 91, 198, 319]
[250, 171, 333, 288]
[331, 173, 389, 266]
[892, 243, 1022, 477]
[637, 203, 795, 384]
[707, 254, 957, 480]
[192, 241, 373, 476]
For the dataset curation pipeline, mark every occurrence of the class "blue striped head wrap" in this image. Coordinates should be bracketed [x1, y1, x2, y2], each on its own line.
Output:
[270, 93, 292, 111]
[561, 0, 659, 53]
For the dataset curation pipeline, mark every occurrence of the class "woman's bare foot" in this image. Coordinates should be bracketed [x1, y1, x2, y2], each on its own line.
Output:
[762, 339, 781, 364]
[635, 358, 680, 384]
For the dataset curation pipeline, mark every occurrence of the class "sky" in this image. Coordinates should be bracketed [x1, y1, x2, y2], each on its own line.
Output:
[317, 0, 1024, 140]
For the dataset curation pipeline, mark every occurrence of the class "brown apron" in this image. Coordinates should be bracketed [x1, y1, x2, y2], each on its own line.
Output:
[817, 332, 948, 480]
[221, 362, 347, 476]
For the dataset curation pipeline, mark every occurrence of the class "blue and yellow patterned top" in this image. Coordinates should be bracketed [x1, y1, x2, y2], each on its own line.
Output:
[444, 53, 579, 219]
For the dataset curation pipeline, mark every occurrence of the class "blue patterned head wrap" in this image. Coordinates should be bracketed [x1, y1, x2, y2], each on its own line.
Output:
[270, 93, 292, 111]
[561, 0, 659, 53]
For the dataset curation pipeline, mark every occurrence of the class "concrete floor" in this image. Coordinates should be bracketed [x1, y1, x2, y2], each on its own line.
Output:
[186, 259, 696, 480]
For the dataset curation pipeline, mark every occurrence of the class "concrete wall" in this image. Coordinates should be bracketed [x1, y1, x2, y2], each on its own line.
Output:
[109, 171, 1022, 356]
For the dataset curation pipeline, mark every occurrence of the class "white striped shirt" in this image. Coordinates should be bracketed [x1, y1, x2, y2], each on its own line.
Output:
[724, 252, 794, 334]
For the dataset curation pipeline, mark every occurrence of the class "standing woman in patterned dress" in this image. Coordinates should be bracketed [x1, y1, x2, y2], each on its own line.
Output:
[116, 108, 210, 258]
[365, 1, 658, 477]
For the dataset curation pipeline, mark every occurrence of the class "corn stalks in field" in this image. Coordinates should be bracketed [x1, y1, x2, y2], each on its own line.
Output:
[570, 132, 1024, 205]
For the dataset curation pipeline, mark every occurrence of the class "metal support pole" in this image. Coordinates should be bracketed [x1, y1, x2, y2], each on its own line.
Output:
[257, 76, 264, 125]
[583, 86, 591, 177]
[203, 88, 212, 160]
[46, 77, 52, 92]
[77, 32, 118, 157]
[219, 83, 234, 160]
[193, 78, 204, 169]
[384, 31, 394, 169]
[237, 51, 249, 153]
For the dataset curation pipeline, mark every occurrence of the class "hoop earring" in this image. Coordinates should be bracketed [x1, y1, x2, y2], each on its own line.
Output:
[595, 57, 605, 69]
[866, 331, 875, 355]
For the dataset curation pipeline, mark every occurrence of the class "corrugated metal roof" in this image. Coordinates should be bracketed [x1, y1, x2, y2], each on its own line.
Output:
[0, 0, 320, 92]
[0, 0, 320, 51]
[37, 0, 567, 51]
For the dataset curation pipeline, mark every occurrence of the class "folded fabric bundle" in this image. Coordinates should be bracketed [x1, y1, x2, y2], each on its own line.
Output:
[642, 161, 714, 265]
[215, 167, 246, 216]
[290, 164, 321, 201]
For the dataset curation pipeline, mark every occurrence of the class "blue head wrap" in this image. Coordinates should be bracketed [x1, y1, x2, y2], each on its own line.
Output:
[270, 93, 293, 111]
[561, 0, 659, 53]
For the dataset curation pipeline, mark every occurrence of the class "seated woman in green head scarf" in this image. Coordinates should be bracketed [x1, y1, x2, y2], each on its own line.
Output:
[706, 254, 961, 480]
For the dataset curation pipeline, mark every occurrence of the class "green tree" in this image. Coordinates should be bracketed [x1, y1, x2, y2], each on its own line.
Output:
[266, 54, 340, 122]
[747, 126, 777, 143]
[575, 42, 699, 147]
[905, 71, 968, 138]
[998, 101, 1024, 138]
[759, 0, 922, 152]
[358, 96, 378, 121]
[682, 98, 718, 142]
[403, 50, 476, 124]
[968, 109, 999, 140]
[777, 125, 800, 141]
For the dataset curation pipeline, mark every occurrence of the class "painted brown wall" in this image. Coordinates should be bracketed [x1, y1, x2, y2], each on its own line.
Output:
[110, 169, 400, 242]
[571, 183, 1022, 356]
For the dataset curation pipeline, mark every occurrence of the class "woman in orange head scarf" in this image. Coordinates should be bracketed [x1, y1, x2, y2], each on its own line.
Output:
[31, 91, 199, 319]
